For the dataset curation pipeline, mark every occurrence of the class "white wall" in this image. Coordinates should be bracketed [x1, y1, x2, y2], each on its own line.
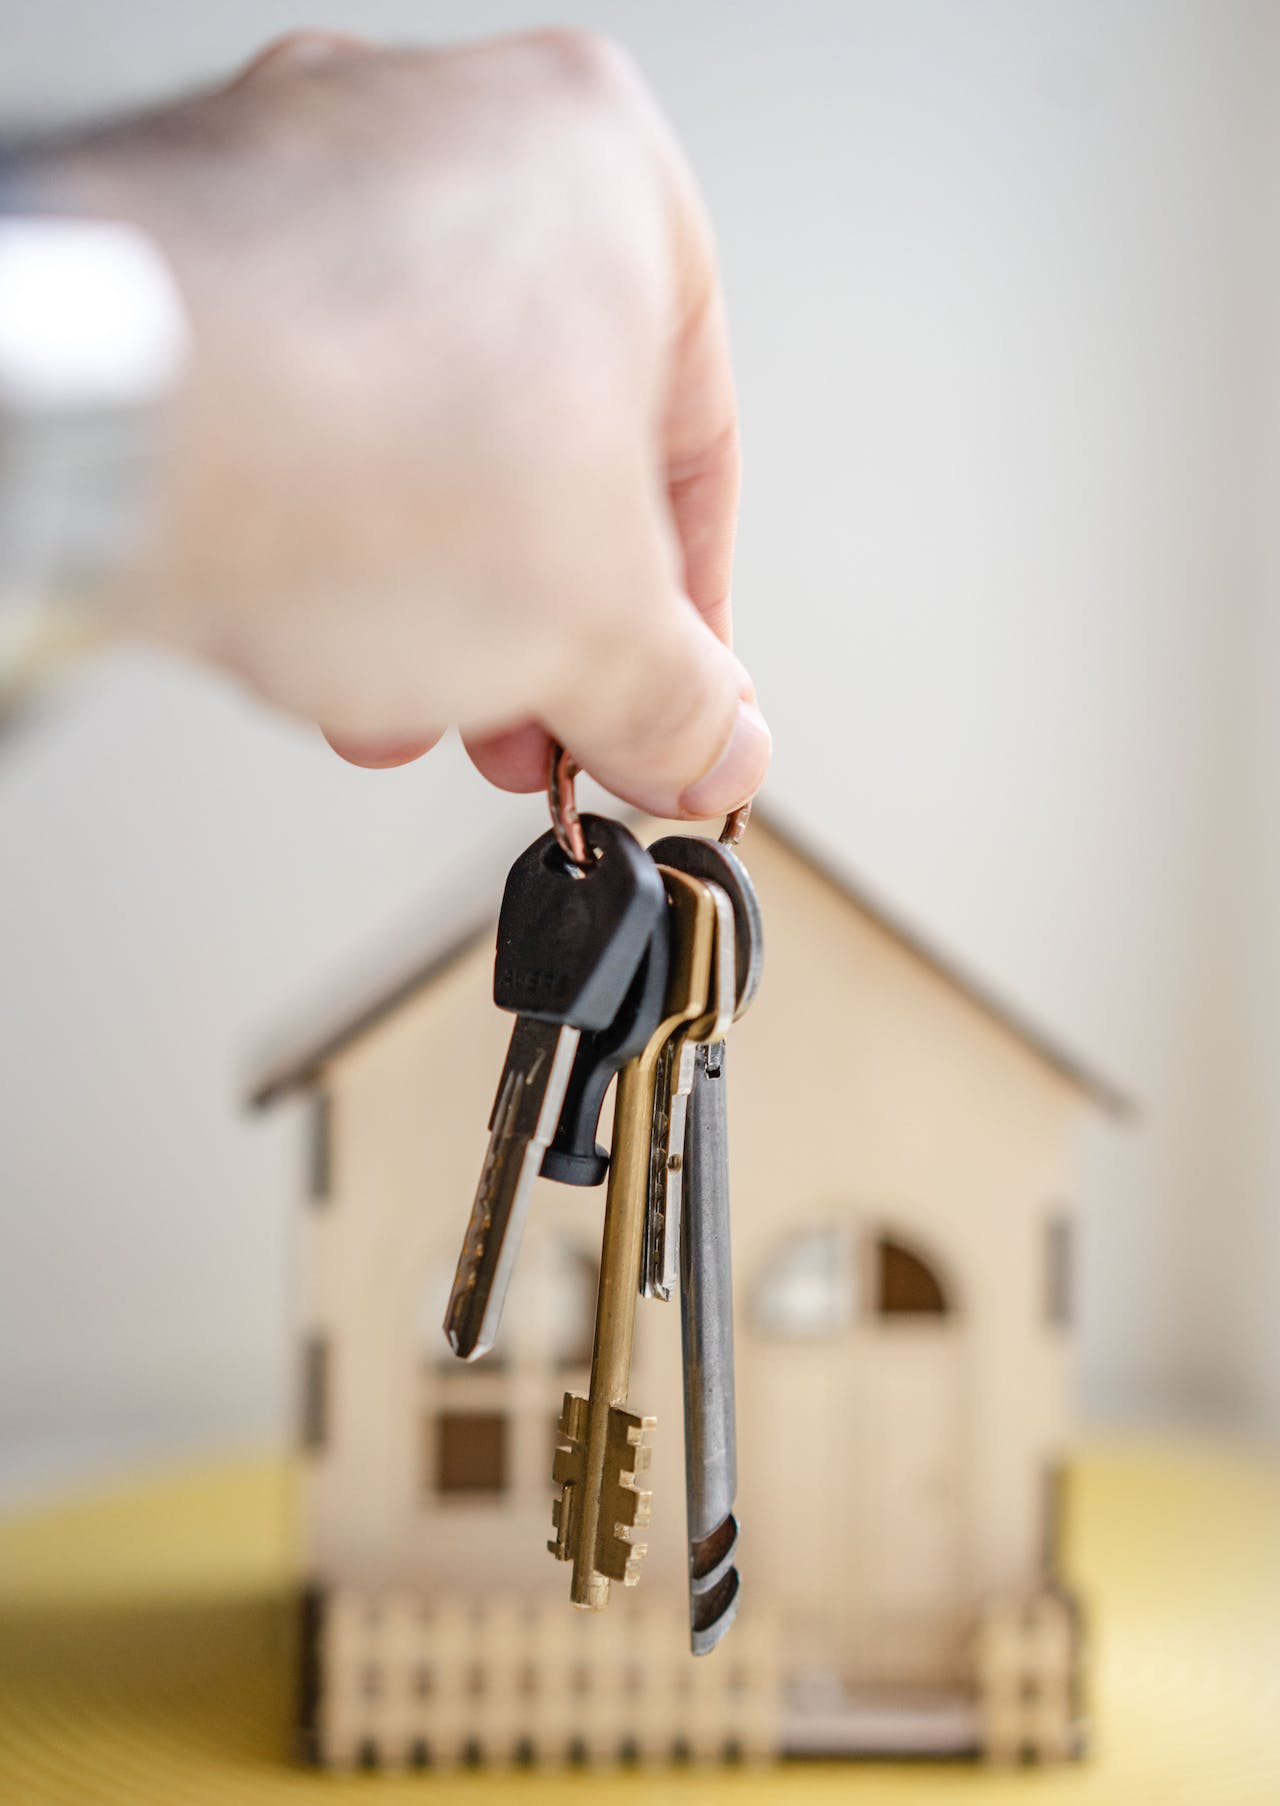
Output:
[0, 0, 1274, 1496]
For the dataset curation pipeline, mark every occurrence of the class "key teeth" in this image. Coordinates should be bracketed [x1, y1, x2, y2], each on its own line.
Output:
[549, 1401, 657, 1588]
[607, 1410, 654, 1481]
[608, 1481, 651, 1530]
[597, 1406, 655, 1583]
[557, 1391, 588, 1443]
[548, 1482, 577, 1561]
[549, 1393, 590, 1564]
[551, 1447, 579, 1488]
[599, 1527, 650, 1585]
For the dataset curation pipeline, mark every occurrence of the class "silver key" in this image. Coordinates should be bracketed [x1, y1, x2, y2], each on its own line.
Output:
[646, 831, 764, 1656]
[682, 1037, 741, 1653]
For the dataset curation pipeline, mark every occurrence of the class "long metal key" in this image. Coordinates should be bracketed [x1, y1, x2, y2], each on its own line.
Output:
[681, 1041, 741, 1652]
[549, 867, 719, 1608]
[640, 882, 736, 1300]
[443, 817, 665, 1362]
[649, 834, 764, 1654]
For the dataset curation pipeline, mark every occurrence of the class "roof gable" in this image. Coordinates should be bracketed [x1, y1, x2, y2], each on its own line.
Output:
[250, 805, 1131, 1116]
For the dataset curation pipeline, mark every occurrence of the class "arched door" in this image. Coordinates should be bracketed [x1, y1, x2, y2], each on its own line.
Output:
[748, 1221, 965, 1688]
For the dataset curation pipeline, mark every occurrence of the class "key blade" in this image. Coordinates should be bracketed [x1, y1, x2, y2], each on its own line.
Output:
[443, 1017, 579, 1360]
[640, 1038, 696, 1301]
[642, 884, 736, 1302]
[681, 1039, 743, 1650]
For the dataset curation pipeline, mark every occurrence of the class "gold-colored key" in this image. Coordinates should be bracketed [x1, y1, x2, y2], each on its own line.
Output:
[549, 867, 717, 1608]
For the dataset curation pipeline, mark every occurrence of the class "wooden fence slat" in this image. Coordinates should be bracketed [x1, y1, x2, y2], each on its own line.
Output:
[315, 1586, 782, 1767]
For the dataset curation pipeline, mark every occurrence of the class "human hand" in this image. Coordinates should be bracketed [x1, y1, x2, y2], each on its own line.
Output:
[27, 30, 770, 819]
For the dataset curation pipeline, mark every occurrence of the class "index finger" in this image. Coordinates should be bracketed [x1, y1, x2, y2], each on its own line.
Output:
[661, 207, 740, 648]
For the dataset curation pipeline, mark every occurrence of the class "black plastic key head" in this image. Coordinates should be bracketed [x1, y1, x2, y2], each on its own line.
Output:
[539, 910, 671, 1186]
[493, 815, 665, 1031]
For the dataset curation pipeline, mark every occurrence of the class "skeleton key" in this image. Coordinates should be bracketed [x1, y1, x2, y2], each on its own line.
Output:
[640, 883, 736, 1300]
[649, 834, 764, 1654]
[443, 817, 665, 1362]
[549, 868, 720, 1608]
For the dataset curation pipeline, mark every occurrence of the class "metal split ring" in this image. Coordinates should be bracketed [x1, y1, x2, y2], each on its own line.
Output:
[547, 742, 751, 867]
[548, 743, 593, 871]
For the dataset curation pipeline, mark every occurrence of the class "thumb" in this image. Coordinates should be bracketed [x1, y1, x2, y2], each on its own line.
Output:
[546, 592, 771, 821]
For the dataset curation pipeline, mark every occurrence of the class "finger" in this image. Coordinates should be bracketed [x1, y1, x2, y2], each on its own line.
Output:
[663, 282, 740, 647]
[235, 30, 369, 85]
[549, 588, 769, 822]
[322, 728, 444, 770]
[462, 721, 551, 794]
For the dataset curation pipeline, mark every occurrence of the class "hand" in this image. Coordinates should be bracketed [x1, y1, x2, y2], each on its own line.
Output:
[28, 30, 770, 819]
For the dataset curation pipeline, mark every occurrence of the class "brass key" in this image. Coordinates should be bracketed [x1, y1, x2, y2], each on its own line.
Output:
[549, 868, 717, 1608]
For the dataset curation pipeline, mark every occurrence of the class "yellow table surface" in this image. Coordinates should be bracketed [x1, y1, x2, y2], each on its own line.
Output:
[0, 1441, 1277, 1805]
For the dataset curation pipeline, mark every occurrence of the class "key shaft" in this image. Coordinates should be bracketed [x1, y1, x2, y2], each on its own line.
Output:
[682, 1038, 742, 1652]
[646, 833, 763, 1657]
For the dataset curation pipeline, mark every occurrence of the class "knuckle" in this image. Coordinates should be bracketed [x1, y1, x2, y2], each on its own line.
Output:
[520, 30, 661, 152]
[242, 29, 357, 77]
[612, 642, 727, 776]
[527, 28, 643, 99]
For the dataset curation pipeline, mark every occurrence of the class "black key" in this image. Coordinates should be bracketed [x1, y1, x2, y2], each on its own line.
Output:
[444, 817, 664, 1361]
[539, 911, 671, 1186]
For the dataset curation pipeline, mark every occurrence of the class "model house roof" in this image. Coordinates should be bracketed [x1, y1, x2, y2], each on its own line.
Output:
[250, 805, 1131, 1116]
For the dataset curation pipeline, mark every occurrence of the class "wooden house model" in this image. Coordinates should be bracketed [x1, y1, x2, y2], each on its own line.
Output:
[251, 810, 1124, 1770]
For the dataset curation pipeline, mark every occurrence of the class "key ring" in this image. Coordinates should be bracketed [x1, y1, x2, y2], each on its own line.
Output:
[548, 742, 751, 864]
[548, 743, 594, 871]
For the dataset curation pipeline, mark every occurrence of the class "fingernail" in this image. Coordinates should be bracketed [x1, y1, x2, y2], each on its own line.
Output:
[679, 701, 772, 818]
[322, 729, 441, 769]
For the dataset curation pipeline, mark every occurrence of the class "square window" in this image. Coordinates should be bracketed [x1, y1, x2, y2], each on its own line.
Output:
[434, 1411, 507, 1495]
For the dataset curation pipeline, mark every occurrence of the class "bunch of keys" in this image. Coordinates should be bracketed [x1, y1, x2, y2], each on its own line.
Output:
[443, 747, 762, 1655]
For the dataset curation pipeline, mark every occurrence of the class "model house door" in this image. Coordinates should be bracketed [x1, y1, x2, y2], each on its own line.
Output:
[747, 1225, 964, 1687]
[845, 1326, 965, 1683]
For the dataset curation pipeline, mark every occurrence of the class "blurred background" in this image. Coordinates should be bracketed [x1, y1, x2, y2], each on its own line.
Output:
[1, 0, 1277, 1506]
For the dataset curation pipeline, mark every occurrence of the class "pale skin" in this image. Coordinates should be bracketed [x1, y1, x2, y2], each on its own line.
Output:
[24, 29, 771, 820]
